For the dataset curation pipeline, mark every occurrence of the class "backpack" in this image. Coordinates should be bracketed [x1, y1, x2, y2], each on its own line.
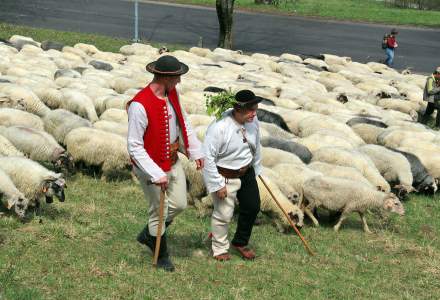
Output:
[381, 34, 389, 49]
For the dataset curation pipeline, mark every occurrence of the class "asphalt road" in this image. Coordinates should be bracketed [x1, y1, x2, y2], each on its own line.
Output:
[1, 0, 439, 73]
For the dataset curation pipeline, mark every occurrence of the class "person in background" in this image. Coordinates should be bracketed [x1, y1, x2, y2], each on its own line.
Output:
[384, 28, 399, 67]
[420, 66, 440, 127]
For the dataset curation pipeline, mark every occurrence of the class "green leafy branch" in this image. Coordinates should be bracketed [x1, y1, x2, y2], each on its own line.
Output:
[205, 89, 237, 120]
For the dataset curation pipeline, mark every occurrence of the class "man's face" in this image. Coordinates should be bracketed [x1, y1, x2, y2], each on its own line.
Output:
[239, 104, 258, 123]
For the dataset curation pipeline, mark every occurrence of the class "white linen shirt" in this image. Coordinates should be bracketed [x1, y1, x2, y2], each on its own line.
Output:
[202, 109, 262, 193]
[127, 98, 203, 182]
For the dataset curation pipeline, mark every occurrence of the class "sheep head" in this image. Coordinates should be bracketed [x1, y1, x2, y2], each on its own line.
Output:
[3, 192, 29, 219]
[382, 193, 405, 216]
[42, 174, 66, 203]
[287, 205, 304, 229]
[393, 184, 416, 200]
[53, 152, 75, 173]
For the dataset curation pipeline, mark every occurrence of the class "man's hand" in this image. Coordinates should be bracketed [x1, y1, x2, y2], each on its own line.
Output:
[216, 186, 227, 200]
[154, 176, 168, 191]
[195, 158, 204, 170]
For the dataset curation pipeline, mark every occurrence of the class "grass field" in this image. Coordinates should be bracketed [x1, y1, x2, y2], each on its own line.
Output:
[164, 0, 440, 27]
[1, 174, 440, 299]
[1, 22, 440, 299]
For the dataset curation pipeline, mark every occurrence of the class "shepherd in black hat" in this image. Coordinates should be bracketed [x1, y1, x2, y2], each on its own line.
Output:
[202, 89, 263, 261]
[126, 55, 204, 272]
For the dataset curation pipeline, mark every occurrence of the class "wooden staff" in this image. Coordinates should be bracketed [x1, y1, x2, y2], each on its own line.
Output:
[153, 190, 166, 266]
[258, 175, 315, 256]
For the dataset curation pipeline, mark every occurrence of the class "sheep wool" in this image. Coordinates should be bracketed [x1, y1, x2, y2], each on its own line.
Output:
[0, 168, 29, 218]
[0, 108, 44, 130]
[43, 109, 92, 144]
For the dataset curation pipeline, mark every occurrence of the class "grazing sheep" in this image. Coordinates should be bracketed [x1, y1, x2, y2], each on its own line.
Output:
[346, 117, 388, 128]
[261, 147, 304, 168]
[259, 122, 296, 140]
[0, 168, 29, 218]
[99, 108, 128, 124]
[0, 108, 44, 130]
[0, 135, 25, 157]
[308, 161, 373, 188]
[377, 129, 436, 148]
[0, 126, 73, 172]
[350, 123, 386, 144]
[64, 127, 131, 179]
[312, 147, 391, 192]
[0, 84, 50, 117]
[261, 167, 301, 204]
[93, 120, 128, 137]
[358, 145, 414, 197]
[398, 146, 440, 183]
[257, 109, 291, 133]
[260, 136, 312, 163]
[388, 148, 437, 194]
[59, 89, 99, 122]
[0, 92, 25, 110]
[302, 176, 404, 232]
[43, 109, 92, 144]
[297, 131, 355, 153]
[0, 157, 66, 207]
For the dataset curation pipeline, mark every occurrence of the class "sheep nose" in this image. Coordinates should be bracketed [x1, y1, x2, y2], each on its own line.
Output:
[288, 212, 300, 226]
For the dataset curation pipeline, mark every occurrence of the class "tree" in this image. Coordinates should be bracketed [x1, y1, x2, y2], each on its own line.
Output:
[216, 0, 235, 49]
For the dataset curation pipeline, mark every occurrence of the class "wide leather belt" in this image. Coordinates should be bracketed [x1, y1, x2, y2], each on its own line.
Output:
[170, 141, 179, 166]
[217, 164, 251, 179]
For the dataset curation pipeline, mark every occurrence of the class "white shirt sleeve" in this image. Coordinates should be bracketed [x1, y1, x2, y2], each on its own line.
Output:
[202, 124, 225, 193]
[182, 109, 204, 160]
[127, 102, 166, 182]
[253, 119, 262, 176]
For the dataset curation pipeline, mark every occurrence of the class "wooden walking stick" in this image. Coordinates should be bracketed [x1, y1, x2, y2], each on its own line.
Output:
[258, 175, 315, 256]
[153, 190, 166, 267]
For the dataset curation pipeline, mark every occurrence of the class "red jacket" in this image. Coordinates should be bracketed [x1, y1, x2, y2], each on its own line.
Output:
[128, 85, 189, 172]
[387, 36, 397, 49]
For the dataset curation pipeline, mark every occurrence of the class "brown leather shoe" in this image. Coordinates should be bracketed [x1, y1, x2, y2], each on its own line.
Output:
[232, 245, 256, 260]
[213, 252, 231, 261]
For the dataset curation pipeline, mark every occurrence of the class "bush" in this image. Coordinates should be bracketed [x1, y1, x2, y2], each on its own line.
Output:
[385, 0, 440, 10]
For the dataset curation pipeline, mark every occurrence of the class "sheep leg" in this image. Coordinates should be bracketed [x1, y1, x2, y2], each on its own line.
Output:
[304, 206, 319, 226]
[333, 212, 347, 232]
[359, 212, 372, 234]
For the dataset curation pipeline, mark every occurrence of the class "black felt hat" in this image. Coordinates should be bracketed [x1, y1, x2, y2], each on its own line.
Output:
[146, 55, 189, 75]
[234, 90, 262, 107]
[391, 28, 398, 34]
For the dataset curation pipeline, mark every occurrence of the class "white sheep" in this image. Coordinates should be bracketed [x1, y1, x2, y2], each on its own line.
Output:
[0, 135, 25, 157]
[302, 176, 405, 232]
[0, 168, 29, 218]
[311, 147, 391, 192]
[351, 123, 386, 144]
[0, 157, 66, 207]
[0, 84, 50, 117]
[308, 161, 373, 188]
[358, 144, 414, 196]
[0, 126, 72, 171]
[99, 108, 128, 124]
[398, 146, 440, 180]
[297, 131, 355, 153]
[93, 120, 128, 137]
[64, 127, 131, 179]
[42, 109, 92, 144]
[261, 147, 304, 168]
[0, 108, 44, 130]
[59, 89, 99, 122]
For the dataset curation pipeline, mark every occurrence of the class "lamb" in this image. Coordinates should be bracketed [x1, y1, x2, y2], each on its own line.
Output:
[0, 157, 66, 207]
[358, 145, 414, 198]
[260, 136, 312, 163]
[43, 109, 92, 144]
[308, 161, 373, 188]
[64, 127, 131, 179]
[0, 135, 25, 157]
[0, 126, 73, 172]
[261, 147, 304, 168]
[0, 168, 29, 218]
[0, 108, 44, 130]
[59, 89, 99, 122]
[302, 176, 404, 232]
[311, 147, 391, 192]
[388, 148, 437, 194]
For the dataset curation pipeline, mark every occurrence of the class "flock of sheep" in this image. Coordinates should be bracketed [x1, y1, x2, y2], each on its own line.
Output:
[0, 34, 438, 233]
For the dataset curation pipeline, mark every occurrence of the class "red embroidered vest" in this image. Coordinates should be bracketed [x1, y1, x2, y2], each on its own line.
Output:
[128, 85, 189, 172]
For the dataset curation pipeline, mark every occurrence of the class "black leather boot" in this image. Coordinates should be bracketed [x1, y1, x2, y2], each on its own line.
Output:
[137, 226, 175, 272]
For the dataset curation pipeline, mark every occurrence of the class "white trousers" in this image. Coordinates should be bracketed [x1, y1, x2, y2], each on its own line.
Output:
[211, 178, 242, 257]
[134, 159, 187, 237]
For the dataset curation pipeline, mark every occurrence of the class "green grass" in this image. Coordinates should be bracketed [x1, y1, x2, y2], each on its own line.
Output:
[0, 23, 187, 53]
[1, 174, 440, 299]
[165, 0, 440, 27]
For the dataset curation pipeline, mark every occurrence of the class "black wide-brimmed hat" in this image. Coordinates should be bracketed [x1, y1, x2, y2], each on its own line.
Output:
[146, 55, 189, 76]
[391, 28, 398, 34]
[234, 90, 262, 107]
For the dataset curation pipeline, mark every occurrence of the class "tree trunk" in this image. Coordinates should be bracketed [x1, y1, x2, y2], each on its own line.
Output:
[216, 0, 235, 49]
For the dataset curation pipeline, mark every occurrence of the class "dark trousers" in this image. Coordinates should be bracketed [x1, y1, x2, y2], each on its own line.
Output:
[421, 102, 440, 127]
[231, 167, 261, 247]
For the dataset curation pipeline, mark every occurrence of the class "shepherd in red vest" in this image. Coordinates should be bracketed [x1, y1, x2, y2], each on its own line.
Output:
[127, 55, 204, 272]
